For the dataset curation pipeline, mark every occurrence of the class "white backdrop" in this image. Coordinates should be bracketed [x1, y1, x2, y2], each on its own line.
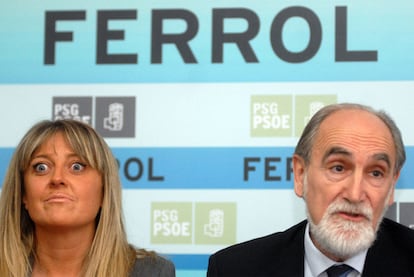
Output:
[1, 1, 414, 276]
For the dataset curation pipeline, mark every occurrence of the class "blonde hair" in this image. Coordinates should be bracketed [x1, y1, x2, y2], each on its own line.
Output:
[0, 119, 151, 276]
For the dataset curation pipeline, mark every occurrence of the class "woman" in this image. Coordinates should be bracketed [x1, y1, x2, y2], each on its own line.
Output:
[0, 119, 175, 277]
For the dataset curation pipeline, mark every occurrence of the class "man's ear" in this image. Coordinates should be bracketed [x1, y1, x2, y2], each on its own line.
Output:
[293, 154, 306, 198]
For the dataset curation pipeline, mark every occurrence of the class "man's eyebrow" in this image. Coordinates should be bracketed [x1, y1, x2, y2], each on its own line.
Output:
[322, 147, 392, 168]
[373, 153, 391, 168]
[322, 146, 352, 162]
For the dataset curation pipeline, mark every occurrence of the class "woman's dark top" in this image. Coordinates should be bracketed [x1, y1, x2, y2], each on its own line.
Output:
[129, 255, 175, 277]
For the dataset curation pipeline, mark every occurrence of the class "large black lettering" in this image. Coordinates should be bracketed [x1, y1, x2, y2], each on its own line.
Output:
[243, 157, 260, 181]
[212, 8, 259, 63]
[270, 6, 321, 63]
[148, 158, 165, 181]
[124, 158, 144, 181]
[151, 9, 198, 64]
[264, 157, 281, 181]
[44, 11, 86, 65]
[335, 6, 377, 62]
[96, 10, 138, 64]
[286, 157, 293, 181]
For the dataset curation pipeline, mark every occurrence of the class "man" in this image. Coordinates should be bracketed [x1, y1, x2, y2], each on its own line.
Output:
[207, 103, 414, 276]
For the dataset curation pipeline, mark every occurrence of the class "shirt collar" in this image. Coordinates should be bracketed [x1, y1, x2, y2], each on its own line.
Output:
[304, 223, 367, 276]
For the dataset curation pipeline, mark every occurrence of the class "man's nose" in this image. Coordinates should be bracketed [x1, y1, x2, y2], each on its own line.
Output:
[344, 171, 366, 202]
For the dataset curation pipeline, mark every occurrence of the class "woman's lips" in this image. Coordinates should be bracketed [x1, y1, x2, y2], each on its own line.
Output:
[45, 193, 74, 203]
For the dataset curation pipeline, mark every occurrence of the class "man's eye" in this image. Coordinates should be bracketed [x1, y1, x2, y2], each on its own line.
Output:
[34, 163, 48, 172]
[371, 170, 384, 178]
[71, 162, 85, 172]
[331, 165, 344, 173]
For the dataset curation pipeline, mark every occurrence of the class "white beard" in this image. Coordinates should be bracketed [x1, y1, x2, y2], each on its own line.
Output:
[307, 199, 376, 259]
[304, 178, 392, 260]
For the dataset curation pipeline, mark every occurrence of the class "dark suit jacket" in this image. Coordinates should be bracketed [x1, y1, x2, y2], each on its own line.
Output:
[207, 218, 414, 277]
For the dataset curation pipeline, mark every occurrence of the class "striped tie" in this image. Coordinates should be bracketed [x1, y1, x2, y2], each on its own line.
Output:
[326, 264, 353, 277]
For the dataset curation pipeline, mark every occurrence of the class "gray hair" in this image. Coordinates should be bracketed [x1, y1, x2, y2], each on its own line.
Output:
[294, 103, 406, 173]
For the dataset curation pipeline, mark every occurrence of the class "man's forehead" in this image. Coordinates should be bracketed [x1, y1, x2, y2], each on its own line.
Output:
[312, 111, 396, 162]
[317, 110, 394, 145]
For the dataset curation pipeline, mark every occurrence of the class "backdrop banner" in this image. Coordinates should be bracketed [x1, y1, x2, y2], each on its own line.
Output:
[1, 1, 414, 276]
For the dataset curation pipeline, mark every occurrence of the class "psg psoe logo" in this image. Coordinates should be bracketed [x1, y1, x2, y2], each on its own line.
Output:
[52, 96, 136, 138]
[250, 94, 337, 137]
[103, 103, 124, 131]
[52, 97, 93, 124]
[151, 202, 237, 245]
[95, 97, 135, 138]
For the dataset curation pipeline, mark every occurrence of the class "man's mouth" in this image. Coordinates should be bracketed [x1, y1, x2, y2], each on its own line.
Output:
[336, 210, 369, 222]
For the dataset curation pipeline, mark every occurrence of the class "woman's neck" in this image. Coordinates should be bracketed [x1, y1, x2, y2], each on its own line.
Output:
[32, 225, 95, 277]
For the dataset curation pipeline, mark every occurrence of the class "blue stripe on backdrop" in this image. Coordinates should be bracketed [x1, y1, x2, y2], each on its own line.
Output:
[175, 270, 206, 277]
[0, 148, 14, 185]
[1, 146, 414, 189]
[166, 254, 209, 270]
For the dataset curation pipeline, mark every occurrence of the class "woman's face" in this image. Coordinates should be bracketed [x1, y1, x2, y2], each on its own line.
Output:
[23, 132, 103, 231]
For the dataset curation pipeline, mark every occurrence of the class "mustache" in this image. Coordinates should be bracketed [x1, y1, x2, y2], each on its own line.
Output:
[327, 199, 373, 221]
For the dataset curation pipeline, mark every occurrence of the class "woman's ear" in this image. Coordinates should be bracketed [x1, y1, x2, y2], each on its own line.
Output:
[293, 154, 306, 198]
[22, 196, 27, 209]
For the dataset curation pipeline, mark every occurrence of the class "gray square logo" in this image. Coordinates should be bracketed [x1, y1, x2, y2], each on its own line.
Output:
[384, 202, 397, 222]
[399, 202, 414, 229]
[52, 97, 93, 124]
[95, 97, 135, 138]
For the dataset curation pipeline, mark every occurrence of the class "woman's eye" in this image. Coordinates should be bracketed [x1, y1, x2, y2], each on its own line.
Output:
[71, 162, 85, 172]
[34, 163, 49, 172]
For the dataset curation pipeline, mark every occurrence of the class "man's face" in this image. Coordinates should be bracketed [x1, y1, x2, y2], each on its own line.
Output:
[293, 109, 400, 260]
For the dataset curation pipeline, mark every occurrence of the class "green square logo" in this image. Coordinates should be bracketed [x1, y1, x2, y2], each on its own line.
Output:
[251, 95, 293, 137]
[194, 202, 237, 245]
[294, 95, 337, 137]
[151, 202, 193, 244]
